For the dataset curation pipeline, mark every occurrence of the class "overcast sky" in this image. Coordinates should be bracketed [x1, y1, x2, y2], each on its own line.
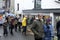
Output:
[15, 0, 34, 10]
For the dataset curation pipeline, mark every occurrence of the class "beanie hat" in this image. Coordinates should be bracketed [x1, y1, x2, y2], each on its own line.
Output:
[46, 18, 51, 22]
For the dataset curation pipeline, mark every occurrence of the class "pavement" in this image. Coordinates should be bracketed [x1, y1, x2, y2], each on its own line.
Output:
[0, 26, 58, 40]
[0, 26, 35, 40]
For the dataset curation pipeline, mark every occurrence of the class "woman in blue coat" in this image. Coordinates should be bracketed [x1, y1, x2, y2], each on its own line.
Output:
[43, 19, 54, 40]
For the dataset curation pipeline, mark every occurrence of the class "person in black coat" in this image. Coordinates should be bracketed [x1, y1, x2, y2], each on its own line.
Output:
[56, 20, 60, 40]
[3, 20, 8, 36]
[10, 18, 15, 35]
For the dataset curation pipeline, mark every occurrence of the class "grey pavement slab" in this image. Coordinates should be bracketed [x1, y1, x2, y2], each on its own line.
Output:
[0, 27, 35, 40]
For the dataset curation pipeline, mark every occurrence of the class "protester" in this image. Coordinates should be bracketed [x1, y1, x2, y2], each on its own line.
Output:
[14, 18, 18, 32]
[28, 16, 35, 25]
[22, 15, 27, 35]
[10, 18, 15, 35]
[43, 18, 54, 40]
[3, 20, 8, 36]
[31, 15, 44, 40]
[42, 16, 46, 24]
[18, 16, 22, 31]
[56, 20, 60, 40]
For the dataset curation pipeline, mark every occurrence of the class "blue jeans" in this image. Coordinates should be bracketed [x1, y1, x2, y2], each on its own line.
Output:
[22, 26, 27, 32]
[43, 36, 53, 40]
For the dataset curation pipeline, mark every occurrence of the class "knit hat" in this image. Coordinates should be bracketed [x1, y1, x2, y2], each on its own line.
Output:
[46, 18, 51, 22]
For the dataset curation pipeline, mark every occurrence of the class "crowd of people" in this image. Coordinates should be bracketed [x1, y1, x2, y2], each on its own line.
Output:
[1, 13, 60, 40]
[2, 14, 28, 36]
[31, 15, 54, 40]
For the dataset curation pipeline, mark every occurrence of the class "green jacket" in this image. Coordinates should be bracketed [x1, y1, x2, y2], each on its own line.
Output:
[31, 19, 44, 39]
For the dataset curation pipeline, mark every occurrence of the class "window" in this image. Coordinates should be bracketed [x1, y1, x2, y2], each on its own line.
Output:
[5, 0, 10, 8]
[7, 0, 10, 8]
[34, 0, 41, 9]
[17, 3, 19, 11]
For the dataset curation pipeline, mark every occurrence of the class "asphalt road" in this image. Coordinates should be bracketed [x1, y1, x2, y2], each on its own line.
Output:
[0, 26, 58, 40]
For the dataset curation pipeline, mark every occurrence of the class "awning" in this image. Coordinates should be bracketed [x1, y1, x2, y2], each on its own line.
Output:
[23, 9, 60, 13]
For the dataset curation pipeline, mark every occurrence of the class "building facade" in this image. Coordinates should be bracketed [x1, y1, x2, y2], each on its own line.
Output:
[3, 0, 14, 13]
[8, 0, 60, 27]
[0, 0, 5, 8]
[22, 0, 60, 27]
[14, 0, 34, 14]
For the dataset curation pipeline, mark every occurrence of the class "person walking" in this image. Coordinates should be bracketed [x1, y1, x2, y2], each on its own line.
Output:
[31, 15, 44, 40]
[14, 18, 18, 32]
[10, 18, 15, 35]
[3, 20, 8, 36]
[43, 19, 54, 40]
[56, 20, 60, 40]
[18, 16, 22, 31]
[22, 16, 27, 35]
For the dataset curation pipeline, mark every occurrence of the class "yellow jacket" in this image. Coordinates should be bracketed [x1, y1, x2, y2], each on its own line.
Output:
[22, 17, 27, 26]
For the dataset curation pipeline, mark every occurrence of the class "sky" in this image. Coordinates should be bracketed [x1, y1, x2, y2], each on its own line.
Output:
[15, 0, 34, 13]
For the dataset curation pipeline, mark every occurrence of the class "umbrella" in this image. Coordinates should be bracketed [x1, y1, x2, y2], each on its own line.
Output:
[0, 9, 5, 14]
[7, 13, 16, 16]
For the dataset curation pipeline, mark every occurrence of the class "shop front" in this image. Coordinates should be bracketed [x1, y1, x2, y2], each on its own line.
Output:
[54, 13, 60, 28]
[22, 9, 60, 27]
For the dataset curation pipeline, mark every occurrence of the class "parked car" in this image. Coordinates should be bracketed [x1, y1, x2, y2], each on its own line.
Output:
[0, 9, 5, 26]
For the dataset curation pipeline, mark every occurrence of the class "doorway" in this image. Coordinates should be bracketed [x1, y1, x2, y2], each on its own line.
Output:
[54, 13, 60, 29]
